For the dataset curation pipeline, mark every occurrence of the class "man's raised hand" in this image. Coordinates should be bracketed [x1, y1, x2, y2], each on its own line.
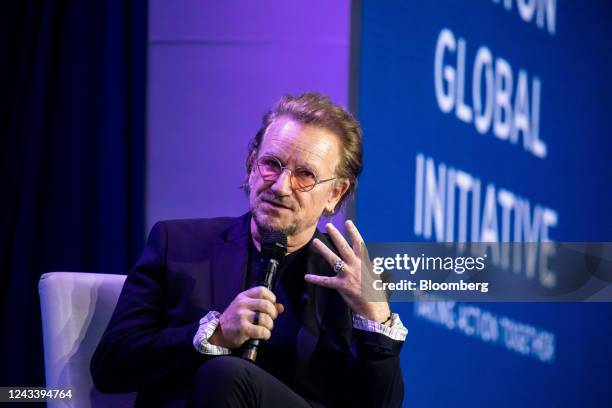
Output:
[305, 220, 390, 323]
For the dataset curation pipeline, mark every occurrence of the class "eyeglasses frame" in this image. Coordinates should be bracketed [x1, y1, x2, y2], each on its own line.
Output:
[255, 155, 337, 192]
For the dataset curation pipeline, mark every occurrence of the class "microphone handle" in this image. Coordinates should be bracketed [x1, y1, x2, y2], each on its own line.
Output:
[242, 259, 280, 361]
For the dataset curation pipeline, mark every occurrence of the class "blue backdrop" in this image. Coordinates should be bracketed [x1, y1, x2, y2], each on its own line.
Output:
[355, 1, 612, 406]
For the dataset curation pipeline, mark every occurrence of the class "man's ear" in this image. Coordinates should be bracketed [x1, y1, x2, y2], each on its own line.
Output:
[246, 150, 257, 174]
[243, 151, 258, 192]
[326, 179, 350, 214]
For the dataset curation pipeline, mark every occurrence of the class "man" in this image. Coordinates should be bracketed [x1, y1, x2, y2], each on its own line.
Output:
[91, 93, 407, 407]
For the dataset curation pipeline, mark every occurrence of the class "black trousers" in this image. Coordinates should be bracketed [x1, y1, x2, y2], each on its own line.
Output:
[186, 356, 314, 408]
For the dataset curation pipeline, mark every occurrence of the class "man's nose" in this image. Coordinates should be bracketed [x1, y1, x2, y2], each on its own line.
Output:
[270, 169, 293, 195]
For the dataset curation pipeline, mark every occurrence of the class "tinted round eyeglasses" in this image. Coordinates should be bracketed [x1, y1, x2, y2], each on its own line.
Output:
[256, 155, 337, 192]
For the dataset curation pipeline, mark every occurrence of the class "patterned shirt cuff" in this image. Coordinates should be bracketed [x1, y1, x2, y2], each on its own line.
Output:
[193, 311, 232, 355]
[352, 312, 408, 341]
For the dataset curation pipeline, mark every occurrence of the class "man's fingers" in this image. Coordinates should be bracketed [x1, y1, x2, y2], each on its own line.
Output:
[304, 274, 341, 290]
[246, 324, 271, 341]
[275, 303, 285, 315]
[312, 239, 345, 274]
[244, 286, 276, 303]
[251, 310, 274, 331]
[244, 298, 278, 319]
[345, 219, 365, 258]
[324, 223, 355, 261]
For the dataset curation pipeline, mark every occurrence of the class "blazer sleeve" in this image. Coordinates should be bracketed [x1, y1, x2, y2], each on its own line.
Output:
[348, 329, 405, 408]
[90, 221, 210, 393]
[349, 270, 405, 407]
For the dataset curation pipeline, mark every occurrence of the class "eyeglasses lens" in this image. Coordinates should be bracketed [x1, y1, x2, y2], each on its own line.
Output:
[257, 156, 317, 192]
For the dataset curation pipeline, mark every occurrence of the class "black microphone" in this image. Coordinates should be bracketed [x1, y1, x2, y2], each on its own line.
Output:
[242, 231, 287, 362]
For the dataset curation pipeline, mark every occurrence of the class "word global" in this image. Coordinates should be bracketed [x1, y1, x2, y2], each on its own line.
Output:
[434, 28, 547, 159]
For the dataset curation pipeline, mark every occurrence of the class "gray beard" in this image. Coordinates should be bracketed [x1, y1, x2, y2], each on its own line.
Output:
[252, 208, 299, 236]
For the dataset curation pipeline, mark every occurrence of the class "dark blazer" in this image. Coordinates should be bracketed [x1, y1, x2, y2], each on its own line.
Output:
[91, 213, 404, 407]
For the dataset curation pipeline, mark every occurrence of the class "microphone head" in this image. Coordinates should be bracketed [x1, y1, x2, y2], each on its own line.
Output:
[262, 231, 288, 260]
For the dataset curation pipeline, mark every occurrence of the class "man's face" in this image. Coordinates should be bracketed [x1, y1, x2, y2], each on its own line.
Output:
[248, 116, 347, 238]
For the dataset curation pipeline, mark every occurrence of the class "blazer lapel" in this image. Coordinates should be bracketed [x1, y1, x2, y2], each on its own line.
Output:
[306, 229, 354, 331]
[296, 229, 351, 388]
[210, 213, 251, 312]
[302, 229, 336, 333]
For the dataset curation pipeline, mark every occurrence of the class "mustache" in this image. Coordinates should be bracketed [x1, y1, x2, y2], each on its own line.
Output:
[258, 193, 296, 210]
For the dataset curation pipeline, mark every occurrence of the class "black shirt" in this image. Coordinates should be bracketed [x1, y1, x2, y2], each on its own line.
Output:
[245, 238, 310, 388]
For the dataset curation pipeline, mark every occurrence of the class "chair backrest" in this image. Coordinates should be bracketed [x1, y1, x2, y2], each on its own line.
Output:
[39, 272, 136, 408]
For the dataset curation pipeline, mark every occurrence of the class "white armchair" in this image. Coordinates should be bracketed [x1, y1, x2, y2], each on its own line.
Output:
[38, 272, 136, 407]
